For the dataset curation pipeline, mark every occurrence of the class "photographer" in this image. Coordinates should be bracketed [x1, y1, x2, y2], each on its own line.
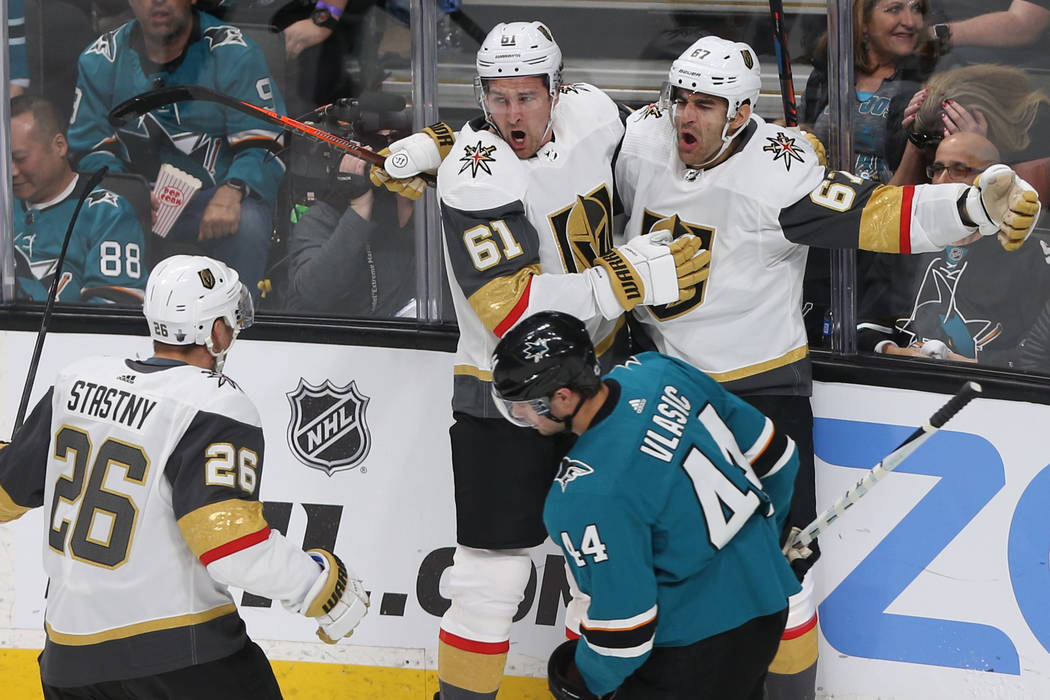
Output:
[285, 148, 416, 317]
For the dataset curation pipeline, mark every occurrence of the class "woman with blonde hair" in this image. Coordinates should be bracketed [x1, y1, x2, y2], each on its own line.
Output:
[892, 63, 1050, 201]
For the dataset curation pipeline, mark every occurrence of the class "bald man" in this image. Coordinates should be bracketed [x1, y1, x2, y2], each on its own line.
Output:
[860, 131, 1050, 365]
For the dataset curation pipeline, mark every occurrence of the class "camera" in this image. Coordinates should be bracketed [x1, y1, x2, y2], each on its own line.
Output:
[287, 92, 413, 203]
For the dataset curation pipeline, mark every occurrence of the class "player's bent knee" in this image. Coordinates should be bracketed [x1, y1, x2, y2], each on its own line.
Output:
[441, 546, 533, 642]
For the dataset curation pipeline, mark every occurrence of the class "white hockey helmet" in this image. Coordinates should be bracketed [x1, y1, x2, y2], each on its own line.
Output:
[474, 21, 563, 100]
[143, 255, 253, 369]
[662, 35, 762, 120]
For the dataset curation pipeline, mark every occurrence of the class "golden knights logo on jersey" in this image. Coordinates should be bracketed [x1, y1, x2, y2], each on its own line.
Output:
[763, 132, 806, 171]
[548, 184, 614, 273]
[286, 378, 371, 476]
[459, 142, 498, 178]
[640, 209, 714, 320]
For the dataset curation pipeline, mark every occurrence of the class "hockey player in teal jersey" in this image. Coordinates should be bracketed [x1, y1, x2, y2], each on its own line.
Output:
[491, 311, 802, 700]
[12, 95, 146, 304]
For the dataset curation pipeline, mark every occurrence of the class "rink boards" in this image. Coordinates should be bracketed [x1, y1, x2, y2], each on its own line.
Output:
[1, 330, 1048, 699]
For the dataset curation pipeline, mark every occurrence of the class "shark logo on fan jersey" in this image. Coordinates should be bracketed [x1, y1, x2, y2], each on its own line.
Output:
[84, 31, 117, 63]
[87, 190, 121, 209]
[202, 26, 248, 50]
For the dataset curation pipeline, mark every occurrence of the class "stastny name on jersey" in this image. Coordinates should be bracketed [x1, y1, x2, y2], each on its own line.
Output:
[66, 380, 158, 430]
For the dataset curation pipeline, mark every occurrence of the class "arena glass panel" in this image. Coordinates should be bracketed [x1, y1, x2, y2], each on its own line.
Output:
[1, 0, 445, 323]
[849, 0, 1050, 377]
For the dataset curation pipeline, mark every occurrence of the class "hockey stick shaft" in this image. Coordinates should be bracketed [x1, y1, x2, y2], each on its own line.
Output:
[14, 166, 110, 431]
[768, 0, 799, 127]
[108, 86, 435, 184]
[790, 381, 982, 549]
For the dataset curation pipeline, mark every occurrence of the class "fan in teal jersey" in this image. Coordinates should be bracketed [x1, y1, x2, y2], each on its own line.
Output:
[492, 311, 802, 700]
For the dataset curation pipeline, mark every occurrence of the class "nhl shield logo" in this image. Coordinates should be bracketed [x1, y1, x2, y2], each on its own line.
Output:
[286, 379, 371, 475]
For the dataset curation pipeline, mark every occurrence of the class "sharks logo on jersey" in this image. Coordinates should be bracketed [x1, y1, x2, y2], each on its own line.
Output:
[13, 235, 73, 297]
[202, 25, 248, 50]
[84, 31, 117, 63]
[87, 190, 121, 209]
[555, 457, 595, 492]
[639, 210, 715, 320]
[119, 111, 224, 184]
[547, 184, 613, 273]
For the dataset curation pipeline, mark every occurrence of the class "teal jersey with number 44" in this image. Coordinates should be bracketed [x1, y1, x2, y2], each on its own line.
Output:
[543, 352, 802, 695]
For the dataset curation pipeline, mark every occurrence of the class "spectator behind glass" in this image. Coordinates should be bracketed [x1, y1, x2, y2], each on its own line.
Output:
[801, 0, 938, 183]
[893, 64, 1050, 203]
[926, 0, 1050, 71]
[285, 150, 416, 317]
[11, 95, 147, 305]
[859, 131, 1050, 367]
[67, 0, 287, 301]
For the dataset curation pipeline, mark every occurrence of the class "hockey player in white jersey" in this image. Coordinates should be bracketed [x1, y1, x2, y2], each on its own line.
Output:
[373, 21, 707, 700]
[614, 34, 1041, 700]
[0, 255, 369, 699]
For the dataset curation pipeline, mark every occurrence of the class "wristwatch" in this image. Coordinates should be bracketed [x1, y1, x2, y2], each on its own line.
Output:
[933, 23, 952, 55]
[222, 178, 250, 201]
[311, 1, 343, 30]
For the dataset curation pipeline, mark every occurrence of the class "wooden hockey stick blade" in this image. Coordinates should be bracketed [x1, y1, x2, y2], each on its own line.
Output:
[789, 381, 982, 550]
[109, 85, 435, 184]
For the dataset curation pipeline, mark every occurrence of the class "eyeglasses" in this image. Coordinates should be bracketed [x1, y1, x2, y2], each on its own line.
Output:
[926, 163, 987, 180]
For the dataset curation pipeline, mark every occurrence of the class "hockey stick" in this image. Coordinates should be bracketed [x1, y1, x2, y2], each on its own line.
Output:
[788, 381, 982, 553]
[14, 166, 110, 431]
[108, 85, 435, 184]
[768, 0, 799, 127]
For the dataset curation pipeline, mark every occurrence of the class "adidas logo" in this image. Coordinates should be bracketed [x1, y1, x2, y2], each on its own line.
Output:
[629, 398, 647, 414]
[117, 374, 136, 384]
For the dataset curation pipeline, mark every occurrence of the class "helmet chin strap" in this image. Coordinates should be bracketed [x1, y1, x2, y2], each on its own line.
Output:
[205, 327, 240, 374]
[678, 104, 745, 170]
[545, 393, 586, 434]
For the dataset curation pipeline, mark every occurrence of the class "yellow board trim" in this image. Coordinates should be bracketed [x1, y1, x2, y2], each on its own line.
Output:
[177, 499, 267, 558]
[44, 604, 237, 646]
[858, 185, 905, 253]
[467, 264, 542, 333]
[707, 345, 809, 383]
[0, 484, 32, 523]
[0, 649, 553, 699]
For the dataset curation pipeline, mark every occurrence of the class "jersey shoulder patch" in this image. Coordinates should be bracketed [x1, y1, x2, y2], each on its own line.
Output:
[727, 118, 827, 206]
[438, 123, 526, 212]
[620, 104, 675, 165]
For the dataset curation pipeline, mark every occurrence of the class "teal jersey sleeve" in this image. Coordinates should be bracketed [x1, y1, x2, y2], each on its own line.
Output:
[548, 492, 658, 696]
[69, 29, 131, 174]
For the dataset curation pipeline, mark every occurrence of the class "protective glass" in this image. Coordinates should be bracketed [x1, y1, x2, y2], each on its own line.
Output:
[234, 283, 255, 332]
